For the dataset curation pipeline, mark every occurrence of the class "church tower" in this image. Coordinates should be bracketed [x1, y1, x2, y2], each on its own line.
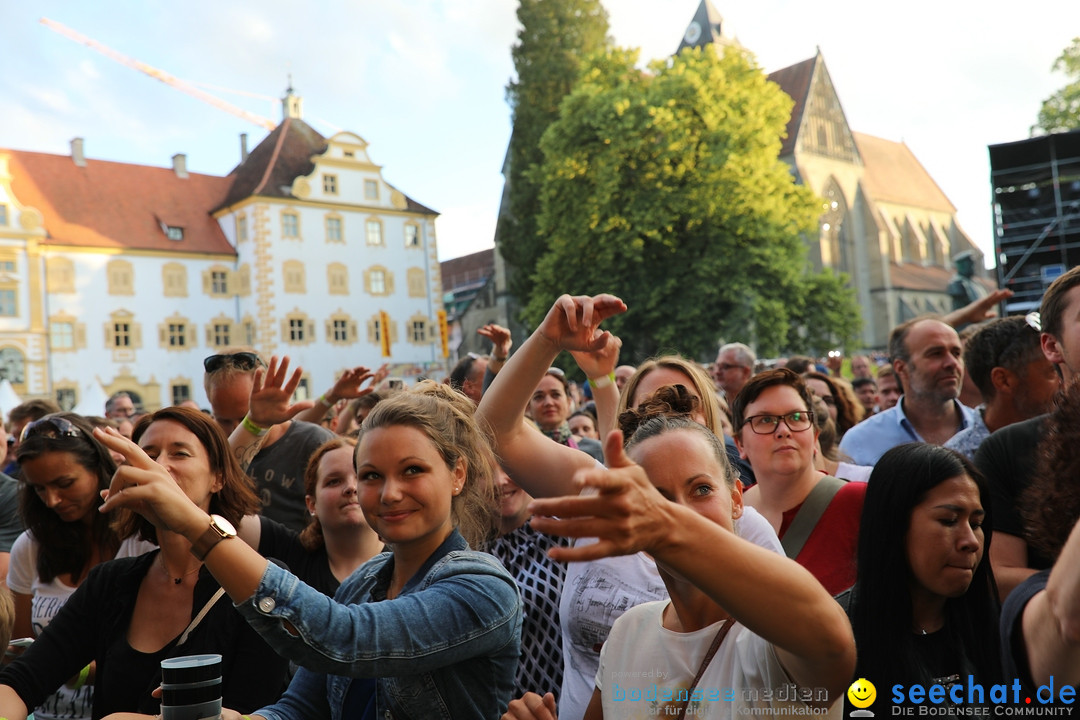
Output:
[676, 0, 740, 54]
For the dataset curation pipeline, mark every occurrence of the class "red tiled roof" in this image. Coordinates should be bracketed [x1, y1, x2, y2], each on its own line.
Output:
[6, 149, 235, 254]
[767, 56, 816, 157]
[853, 132, 955, 213]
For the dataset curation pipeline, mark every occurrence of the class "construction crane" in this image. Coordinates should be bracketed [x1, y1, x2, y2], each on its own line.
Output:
[40, 17, 277, 131]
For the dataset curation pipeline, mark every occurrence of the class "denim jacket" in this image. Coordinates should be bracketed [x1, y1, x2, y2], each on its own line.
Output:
[241, 530, 522, 720]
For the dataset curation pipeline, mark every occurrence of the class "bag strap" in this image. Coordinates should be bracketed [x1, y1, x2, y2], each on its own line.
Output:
[780, 475, 847, 560]
[177, 587, 226, 646]
[673, 618, 735, 720]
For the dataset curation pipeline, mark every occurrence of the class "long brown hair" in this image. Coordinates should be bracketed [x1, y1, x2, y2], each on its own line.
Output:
[112, 406, 261, 545]
[16, 413, 121, 583]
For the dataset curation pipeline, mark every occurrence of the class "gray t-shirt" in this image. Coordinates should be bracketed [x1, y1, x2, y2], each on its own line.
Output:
[248, 421, 334, 532]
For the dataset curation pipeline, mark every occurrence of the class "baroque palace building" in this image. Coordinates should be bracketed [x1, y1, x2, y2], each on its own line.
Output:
[0, 90, 443, 410]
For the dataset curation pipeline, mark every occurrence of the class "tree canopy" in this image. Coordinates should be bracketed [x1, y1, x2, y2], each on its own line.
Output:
[498, 0, 610, 301]
[524, 45, 861, 361]
[1034, 37, 1080, 135]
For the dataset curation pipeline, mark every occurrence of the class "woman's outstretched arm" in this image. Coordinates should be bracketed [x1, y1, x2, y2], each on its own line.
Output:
[477, 294, 626, 498]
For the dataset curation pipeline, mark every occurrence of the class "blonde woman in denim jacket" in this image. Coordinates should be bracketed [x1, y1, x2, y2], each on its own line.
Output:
[96, 366, 521, 720]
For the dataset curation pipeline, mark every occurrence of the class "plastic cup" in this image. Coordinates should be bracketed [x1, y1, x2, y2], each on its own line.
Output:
[159, 654, 222, 720]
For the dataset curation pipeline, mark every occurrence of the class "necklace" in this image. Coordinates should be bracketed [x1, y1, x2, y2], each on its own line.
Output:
[158, 554, 201, 585]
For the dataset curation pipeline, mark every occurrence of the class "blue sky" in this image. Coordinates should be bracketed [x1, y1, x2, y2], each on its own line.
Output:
[3, 1, 1078, 266]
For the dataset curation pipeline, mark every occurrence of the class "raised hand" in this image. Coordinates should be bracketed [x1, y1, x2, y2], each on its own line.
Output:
[501, 692, 558, 720]
[478, 324, 513, 358]
[570, 332, 622, 381]
[247, 355, 315, 427]
[528, 430, 675, 563]
[326, 366, 376, 403]
[94, 427, 206, 536]
[537, 294, 627, 354]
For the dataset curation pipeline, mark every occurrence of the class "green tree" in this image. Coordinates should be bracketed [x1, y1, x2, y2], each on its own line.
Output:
[1034, 37, 1080, 135]
[498, 0, 609, 302]
[525, 45, 861, 361]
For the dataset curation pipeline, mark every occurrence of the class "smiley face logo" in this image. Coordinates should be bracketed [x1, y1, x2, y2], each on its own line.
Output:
[847, 678, 876, 709]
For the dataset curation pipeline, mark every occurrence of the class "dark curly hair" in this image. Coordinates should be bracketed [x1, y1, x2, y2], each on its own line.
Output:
[1024, 380, 1080, 561]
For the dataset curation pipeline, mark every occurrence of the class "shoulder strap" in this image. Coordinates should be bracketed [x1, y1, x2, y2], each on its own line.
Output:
[177, 587, 226, 646]
[780, 475, 847, 560]
[673, 618, 735, 720]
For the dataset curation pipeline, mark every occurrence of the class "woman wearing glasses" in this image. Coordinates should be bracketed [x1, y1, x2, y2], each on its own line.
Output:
[731, 368, 866, 595]
[3, 414, 133, 720]
[0, 408, 289, 719]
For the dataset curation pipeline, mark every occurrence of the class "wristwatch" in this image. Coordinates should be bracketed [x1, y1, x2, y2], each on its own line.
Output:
[190, 514, 237, 561]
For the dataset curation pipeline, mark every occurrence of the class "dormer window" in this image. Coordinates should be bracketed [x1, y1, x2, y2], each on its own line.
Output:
[166, 226, 184, 241]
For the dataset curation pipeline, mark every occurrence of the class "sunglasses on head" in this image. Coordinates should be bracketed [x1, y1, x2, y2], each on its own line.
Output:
[203, 352, 265, 374]
[21, 416, 83, 444]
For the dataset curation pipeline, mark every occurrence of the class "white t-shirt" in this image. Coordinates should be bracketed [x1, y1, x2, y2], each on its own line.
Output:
[557, 505, 782, 720]
[596, 601, 840, 719]
[7, 532, 153, 720]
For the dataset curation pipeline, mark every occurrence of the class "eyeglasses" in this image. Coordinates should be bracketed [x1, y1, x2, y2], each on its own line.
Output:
[742, 411, 814, 435]
[818, 395, 836, 406]
[546, 367, 565, 378]
[715, 363, 748, 372]
[1025, 312, 1042, 332]
[203, 352, 266, 374]
[21, 416, 83, 444]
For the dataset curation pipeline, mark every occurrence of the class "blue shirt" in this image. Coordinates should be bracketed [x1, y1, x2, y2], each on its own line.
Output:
[241, 529, 522, 720]
[839, 397, 978, 466]
[943, 405, 990, 461]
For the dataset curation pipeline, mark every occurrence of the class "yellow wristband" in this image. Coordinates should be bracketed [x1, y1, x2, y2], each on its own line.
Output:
[72, 663, 90, 690]
[590, 372, 616, 390]
[241, 415, 268, 437]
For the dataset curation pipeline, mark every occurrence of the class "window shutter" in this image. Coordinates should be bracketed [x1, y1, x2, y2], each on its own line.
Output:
[349, 320, 358, 342]
[104, 323, 112, 348]
[306, 320, 315, 342]
[75, 324, 86, 349]
[159, 325, 167, 346]
[202, 269, 212, 294]
[325, 319, 332, 339]
[133, 324, 143, 348]
[187, 325, 197, 347]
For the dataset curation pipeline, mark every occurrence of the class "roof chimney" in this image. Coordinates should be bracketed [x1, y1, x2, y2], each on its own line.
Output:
[240, 133, 249, 162]
[70, 138, 86, 167]
[172, 153, 188, 179]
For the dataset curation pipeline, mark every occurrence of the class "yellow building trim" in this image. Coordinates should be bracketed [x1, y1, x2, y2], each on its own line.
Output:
[39, 245, 236, 261]
[214, 195, 435, 219]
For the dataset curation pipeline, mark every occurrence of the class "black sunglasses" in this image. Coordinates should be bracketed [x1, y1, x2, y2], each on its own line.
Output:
[203, 352, 266, 374]
[21, 416, 83, 444]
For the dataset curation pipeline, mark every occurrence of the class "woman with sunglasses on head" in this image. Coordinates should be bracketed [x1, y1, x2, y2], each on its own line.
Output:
[0, 408, 290, 720]
[2, 414, 149, 720]
[731, 369, 866, 594]
[92, 380, 520, 720]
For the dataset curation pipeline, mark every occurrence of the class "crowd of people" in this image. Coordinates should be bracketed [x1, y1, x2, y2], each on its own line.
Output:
[1, 266, 1080, 719]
